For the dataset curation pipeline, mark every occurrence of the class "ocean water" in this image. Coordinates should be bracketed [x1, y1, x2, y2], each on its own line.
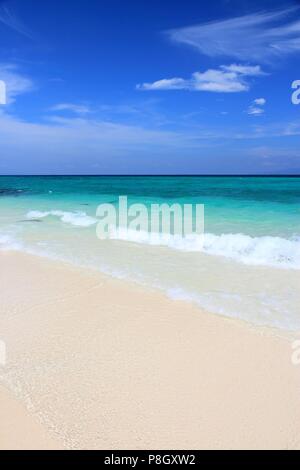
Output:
[1, 176, 300, 330]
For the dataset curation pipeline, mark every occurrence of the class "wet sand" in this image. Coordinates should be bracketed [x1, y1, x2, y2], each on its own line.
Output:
[0, 251, 299, 450]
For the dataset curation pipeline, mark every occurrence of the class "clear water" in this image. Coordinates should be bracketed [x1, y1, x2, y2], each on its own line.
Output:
[1, 176, 300, 330]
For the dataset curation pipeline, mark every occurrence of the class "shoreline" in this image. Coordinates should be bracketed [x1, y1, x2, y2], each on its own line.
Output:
[0, 250, 299, 449]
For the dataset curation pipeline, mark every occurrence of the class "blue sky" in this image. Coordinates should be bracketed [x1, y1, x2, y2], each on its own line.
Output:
[0, 0, 300, 174]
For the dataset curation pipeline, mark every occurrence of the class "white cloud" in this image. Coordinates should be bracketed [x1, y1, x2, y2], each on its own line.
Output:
[50, 103, 92, 115]
[0, 64, 34, 103]
[248, 106, 265, 115]
[250, 146, 300, 159]
[0, 112, 200, 173]
[192, 69, 247, 92]
[137, 64, 264, 93]
[247, 146, 300, 171]
[247, 97, 266, 115]
[167, 7, 300, 62]
[254, 98, 266, 106]
[0, 5, 32, 38]
[137, 78, 186, 91]
[1, 104, 300, 173]
[221, 65, 265, 76]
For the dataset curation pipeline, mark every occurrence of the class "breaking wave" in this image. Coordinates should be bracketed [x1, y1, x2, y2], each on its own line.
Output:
[24, 210, 300, 269]
[107, 228, 300, 269]
[26, 210, 97, 227]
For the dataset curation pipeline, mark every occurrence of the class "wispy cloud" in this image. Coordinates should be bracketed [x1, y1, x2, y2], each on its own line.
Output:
[0, 4, 32, 38]
[0, 63, 34, 103]
[250, 145, 300, 159]
[248, 107, 264, 116]
[1, 101, 299, 173]
[0, 111, 213, 173]
[137, 64, 264, 93]
[247, 97, 266, 115]
[167, 7, 300, 62]
[253, 98, 266, 106]
[247, 146, 300, 171]
[50, 103, 92, 115]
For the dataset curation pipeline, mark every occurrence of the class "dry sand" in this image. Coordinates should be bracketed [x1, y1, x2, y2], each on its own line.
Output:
[0, 251, 299, 450]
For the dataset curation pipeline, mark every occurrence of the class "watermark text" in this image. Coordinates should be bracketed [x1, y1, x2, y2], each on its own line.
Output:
[291, 339, 300, 366]
[0, 340, 6, 367]
[291, 80, 300, 105]
[0, 80, 6, 105]
[96, 196, 204, 242]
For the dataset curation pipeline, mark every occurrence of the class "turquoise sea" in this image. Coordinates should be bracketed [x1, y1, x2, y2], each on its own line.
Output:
[1, 176, 300, 330]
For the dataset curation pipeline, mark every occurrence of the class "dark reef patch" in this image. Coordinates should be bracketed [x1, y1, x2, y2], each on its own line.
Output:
[0, 188, 28, 197]
[19, 219, 43, 223]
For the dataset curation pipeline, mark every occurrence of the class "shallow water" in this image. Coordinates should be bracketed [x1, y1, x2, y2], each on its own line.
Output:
[1, 176, 300, 330]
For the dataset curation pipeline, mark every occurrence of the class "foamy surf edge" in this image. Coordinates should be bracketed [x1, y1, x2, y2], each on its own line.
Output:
[6, 211, 300, 270]
[106, 228, 300, 270]
[26, 210, 97, 227]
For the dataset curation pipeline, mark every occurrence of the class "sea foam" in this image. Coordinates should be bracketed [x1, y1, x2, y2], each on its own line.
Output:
[0, 233, 22, 251]
[106, 229, 300, 269]
[26, 210, 97, 227]
[25, 210, 300, 269]
[202, 233, 300, 269]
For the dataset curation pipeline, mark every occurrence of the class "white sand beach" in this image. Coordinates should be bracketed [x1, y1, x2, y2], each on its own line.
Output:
[0, 251, 299, 450]
[0, 384, 62, 450]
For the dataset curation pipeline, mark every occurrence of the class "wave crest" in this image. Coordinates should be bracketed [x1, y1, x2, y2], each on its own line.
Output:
[202, 233, 300, 269]
[0, 234, 22, 251]
[108, 228, 300, 269]
[26, 210, 97, 227]
[25, 210, 300, 269]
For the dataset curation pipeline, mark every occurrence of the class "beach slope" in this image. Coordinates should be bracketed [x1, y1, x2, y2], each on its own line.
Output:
[0, 252, 299, 450]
